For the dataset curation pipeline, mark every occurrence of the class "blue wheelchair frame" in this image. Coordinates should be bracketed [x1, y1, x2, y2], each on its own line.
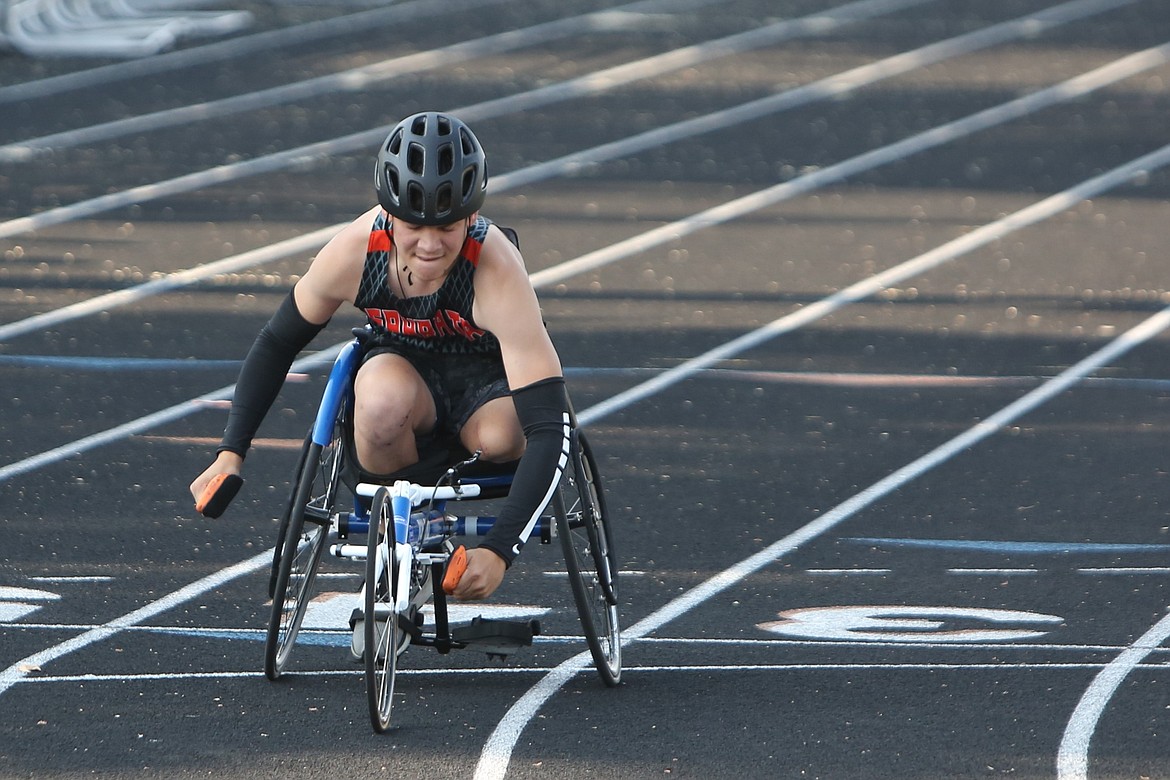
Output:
[306, 338, 522, 543]
[262, 335, 620, 732]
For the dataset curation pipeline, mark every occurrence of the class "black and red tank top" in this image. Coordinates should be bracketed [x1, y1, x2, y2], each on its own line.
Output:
[354, 211, 501, 356]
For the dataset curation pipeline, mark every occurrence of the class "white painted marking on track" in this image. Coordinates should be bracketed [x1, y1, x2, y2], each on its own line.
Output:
[1057, 609, 1170, 779]
[543, 570, 646, 577]
[7, 624, 1165, 656]
[805, 568, 892, 575]
[0, 604, 42, 622]
[0, 587, 60, 623]
[947, 568, 1042, 576]
[758, 606, 1063, 643]
[18, 660, 1170, 687]
[1076, 567, 1170, 575]
[0, 587, 59, 601]
[0, 550, 271, 697]
[301, 592, 549, 629]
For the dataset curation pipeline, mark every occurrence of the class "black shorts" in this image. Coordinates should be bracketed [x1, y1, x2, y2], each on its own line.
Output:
[361, 346, 510, 439]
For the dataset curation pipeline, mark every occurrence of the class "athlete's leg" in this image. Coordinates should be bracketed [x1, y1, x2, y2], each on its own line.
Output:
[459, 396, 525, 463]
[352, 352, 437, 474]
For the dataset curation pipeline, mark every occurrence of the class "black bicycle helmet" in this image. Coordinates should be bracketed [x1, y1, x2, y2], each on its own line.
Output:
[374, 112, 488, 225]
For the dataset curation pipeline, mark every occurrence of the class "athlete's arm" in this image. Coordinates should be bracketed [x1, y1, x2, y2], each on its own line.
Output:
[470, 227, 568, 566]
[188, 209, 372, 505]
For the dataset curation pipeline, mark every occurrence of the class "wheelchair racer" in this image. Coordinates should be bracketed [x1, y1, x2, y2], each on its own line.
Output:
[189, 111, 569, 602]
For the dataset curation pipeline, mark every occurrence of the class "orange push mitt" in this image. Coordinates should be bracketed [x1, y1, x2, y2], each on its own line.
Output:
[442, 545, 468, 595]
[195, 473, 243, 518]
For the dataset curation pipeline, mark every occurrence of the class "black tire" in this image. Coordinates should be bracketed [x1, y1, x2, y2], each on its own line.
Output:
[268, 434, 313, 600]
[264, 430, 344, 680]
[555, 430, 621, 686]
[365, 488, 400, 733]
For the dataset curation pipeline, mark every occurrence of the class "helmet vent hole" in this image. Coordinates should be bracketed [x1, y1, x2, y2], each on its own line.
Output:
[406, 181, 426, 216]
[459, 128, 476, 155]
[461, 168, 476, 201]
[437, 115, 452, 136]
[387, 130, 402, 155]
[410, 115, 427, 135]
[407, 142, 425, 175]
[436, 182, 453, 215]
[386, 166, 400, 200]
[437, 143, 454, 175]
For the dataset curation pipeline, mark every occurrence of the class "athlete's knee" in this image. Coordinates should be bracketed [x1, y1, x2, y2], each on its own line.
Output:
[353, 395, 413, 446]
[354, 385, 423, 451]
[466, 422, 525, 462]
[353, 356, 433, 443]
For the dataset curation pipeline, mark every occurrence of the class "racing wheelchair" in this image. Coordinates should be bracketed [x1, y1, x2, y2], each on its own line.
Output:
[261, 332, 621, 732]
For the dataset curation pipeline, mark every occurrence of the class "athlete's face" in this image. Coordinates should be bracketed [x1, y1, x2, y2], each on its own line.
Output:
[392, 214, 476, 286]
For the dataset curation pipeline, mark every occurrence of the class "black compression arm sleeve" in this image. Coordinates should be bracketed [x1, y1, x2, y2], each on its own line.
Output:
[479, 377, 570, 566]
[218, 291, 328, 457]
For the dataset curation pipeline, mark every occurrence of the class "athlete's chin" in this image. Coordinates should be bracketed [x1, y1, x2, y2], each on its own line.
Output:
[408, 257, 455, 284]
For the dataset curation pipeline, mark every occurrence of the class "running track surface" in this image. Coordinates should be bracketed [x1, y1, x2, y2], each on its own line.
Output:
[3, 1, 1170, 778]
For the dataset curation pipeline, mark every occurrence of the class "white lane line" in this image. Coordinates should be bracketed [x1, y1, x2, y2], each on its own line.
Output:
[1076, 567, 1170, 574]
[0, 0, 1108, 343]
[26, 576, 114, 583]
[0, 0, 731, 162]
[806, 568, 892, 575]
[0, 0, 513, 106]
[3, 623, 1158, 655]
[947, 569, 1043, 576]
[474, 142, 1170, 780]
[1056, 609, 1170, 779]
[0, 0, 918, 240]
[19, 661, 1170, 685]
[0, 338, 346, 483]
[0, 550, 271, 697]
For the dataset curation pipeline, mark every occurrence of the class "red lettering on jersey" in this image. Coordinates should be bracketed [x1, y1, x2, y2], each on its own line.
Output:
[364, 307, 483, 341]
[365, 308, 386, 329]
[443, 310, 484, 340]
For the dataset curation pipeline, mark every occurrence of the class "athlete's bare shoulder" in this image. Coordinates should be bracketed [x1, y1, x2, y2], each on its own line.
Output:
[479, 222, 527, 273]
[296, 206, 383, 320]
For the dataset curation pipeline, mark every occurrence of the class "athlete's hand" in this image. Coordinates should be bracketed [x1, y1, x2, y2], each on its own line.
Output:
[190, 451, 244, 516]
[452, 547, 507, 601]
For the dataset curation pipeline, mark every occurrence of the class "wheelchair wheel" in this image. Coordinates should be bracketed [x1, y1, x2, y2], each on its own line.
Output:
[268, 434, 312, 600]
[555, 430, 621, 686]
[264, 431, 344, 680]
[365, 487, 401, 733]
